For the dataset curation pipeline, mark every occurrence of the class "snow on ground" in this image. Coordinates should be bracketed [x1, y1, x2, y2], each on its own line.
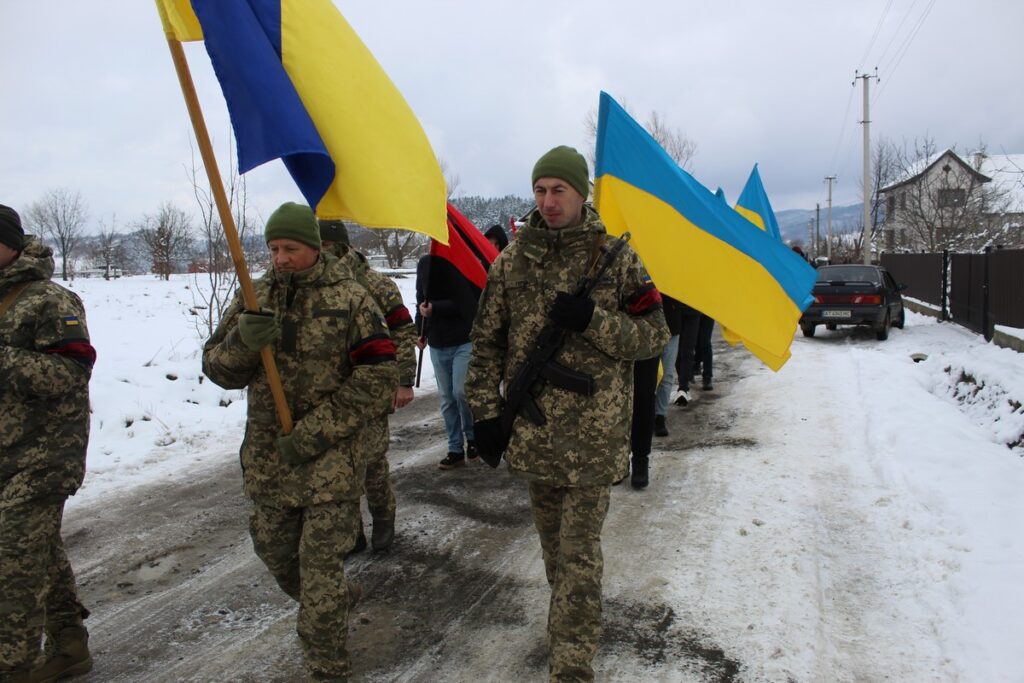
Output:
[60, 273, 1024, 679]
[64, 272, 428, 508]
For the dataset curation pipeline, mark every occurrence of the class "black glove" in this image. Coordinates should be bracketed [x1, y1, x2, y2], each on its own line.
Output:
[548, 292, 595, 333]
[238, 310, 280, 351]
[472, 417, 507, 468]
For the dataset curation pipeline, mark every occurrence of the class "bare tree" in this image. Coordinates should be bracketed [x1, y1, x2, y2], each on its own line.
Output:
[91, 214, 128, 280]
[187, 141, 253, 335]
[583, 104, 697, 170]
[439, 156, 461, 200]
[363, 229, 429, 269]
[136, 203, 194, 280]
[25, 187, 88, 280]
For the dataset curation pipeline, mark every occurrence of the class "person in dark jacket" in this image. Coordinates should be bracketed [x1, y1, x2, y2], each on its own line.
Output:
[415, 255, 479, 469]
[484, 224, 510, 252]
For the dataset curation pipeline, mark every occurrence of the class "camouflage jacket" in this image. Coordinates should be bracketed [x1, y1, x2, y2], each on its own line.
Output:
[325, 243, 417, 386]
[202, 254, 398, 508]
[0, 237, 96, 509]
[466, 207, 669, 486]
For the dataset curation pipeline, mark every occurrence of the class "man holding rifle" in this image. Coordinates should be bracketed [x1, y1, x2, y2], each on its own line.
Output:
[466, 147, 669, 682]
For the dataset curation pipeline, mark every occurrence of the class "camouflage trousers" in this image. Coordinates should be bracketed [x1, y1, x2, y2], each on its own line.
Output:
[249, 499, 361, 681]
[363, 446, 395, 523]
[0, 495, 88, 673]
[527, 483, 611, 683]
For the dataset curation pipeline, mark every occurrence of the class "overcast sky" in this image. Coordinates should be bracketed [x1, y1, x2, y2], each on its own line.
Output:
[2, 1, 1022, 232]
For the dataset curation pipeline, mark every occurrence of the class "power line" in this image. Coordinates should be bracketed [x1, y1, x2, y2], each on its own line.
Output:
[874, 0, 938, 104]
[859, 0, 895, 68]
[874, 0, 920, 70]
[828, 82, 857, 175]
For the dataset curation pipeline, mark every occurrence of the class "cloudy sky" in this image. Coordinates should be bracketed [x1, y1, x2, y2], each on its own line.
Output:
[2, 1, 1022, 231]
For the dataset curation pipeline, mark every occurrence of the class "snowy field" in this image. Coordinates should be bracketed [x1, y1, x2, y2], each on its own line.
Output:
[59, 272, 1024, 681]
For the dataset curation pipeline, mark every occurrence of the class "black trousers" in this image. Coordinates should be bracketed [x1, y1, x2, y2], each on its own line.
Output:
[674, 314, 701, 391]
[694, 314, 715, 381]
[630, 355, 661, 458]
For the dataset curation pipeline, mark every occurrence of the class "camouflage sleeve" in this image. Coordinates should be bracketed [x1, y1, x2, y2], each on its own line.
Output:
[289, 292, 399, 459]
[365, 270, 417, 386]
[201, 289, 261, 390]
[0, 288, 93, 399]
[581, 246, 671, 361]
[466, 266, 508, 421]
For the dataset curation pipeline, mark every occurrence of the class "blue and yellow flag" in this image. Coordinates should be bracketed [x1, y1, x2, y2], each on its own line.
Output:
[735, 164, 782, 240]
[155, 0, 447, 242]
[593, 92, 815, 370]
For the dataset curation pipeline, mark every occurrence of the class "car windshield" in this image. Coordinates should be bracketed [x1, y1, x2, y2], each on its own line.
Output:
[816, 266, 881, 284]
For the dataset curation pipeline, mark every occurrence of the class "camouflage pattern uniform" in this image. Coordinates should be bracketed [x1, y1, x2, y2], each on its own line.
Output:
[466, 207, 668, 682]
[322, 242, 416, 532]
[202, 253, 398, 681]
[1, 237, 95, 676]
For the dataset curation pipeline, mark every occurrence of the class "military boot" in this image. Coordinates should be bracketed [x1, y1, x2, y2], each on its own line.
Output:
[371, 515, 395, 553]
[34, 625, 93, 682]
[630, 454, 649, 489]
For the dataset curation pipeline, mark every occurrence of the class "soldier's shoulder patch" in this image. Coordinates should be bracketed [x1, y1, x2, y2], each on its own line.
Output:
[61, 315, 87, 339]
[62, 315, 81, 327]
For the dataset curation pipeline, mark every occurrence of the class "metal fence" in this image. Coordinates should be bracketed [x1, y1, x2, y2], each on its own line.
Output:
[882, 248, 1024, 340]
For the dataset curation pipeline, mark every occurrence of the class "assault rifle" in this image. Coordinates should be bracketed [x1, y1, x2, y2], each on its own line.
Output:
[480, 232, 632, 468]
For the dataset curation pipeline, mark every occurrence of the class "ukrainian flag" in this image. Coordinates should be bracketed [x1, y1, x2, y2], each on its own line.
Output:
[735, 164, 782, 240]
[594, 92, 815, 370]
[155, 0, 447, 242]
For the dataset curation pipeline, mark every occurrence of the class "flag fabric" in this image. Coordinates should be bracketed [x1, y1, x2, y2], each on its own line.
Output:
[155, 0, 447, 242]
[735, 164, 782, 240]
[593, 91, 816, 370]
[428, 204, 498, 291]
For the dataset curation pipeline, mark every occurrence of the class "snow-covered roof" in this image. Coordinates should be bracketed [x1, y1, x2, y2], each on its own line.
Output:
[880, 149, 1024, 213]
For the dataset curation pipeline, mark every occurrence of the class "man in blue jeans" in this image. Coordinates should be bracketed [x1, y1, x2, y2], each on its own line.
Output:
[416, 255, 478, 469]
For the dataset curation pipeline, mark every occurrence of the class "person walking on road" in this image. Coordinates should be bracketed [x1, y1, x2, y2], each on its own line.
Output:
[466, 147, 669, 681]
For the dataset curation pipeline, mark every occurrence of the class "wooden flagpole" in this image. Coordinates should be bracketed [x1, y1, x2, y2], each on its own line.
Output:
[164, 36, 294, 433]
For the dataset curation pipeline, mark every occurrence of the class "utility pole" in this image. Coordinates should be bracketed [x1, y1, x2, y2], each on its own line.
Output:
[824, 175, 837, 261]
[815, 203, 821, 261]
[808, 219, 816, 258]
[855, 69, 878, 264]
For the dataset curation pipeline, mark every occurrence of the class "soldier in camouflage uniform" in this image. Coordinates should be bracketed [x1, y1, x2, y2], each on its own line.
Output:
[318, 219, 417, 553]
[202, 203, 398, 682]
[1, 205, 96, 683]
[465, 149, 669, 682]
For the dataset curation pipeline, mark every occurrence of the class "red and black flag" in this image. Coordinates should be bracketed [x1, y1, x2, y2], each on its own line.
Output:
[428, 203, 498, 291]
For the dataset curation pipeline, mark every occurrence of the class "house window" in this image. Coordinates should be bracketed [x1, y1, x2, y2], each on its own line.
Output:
[937, 188, 966, 208]
[899, 192, 906, 209]
[884, 229, 895, 250]
[886, 195, 896, 219]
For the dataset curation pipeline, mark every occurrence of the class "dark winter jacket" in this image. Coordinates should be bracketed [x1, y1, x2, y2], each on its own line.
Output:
[415, 255, 478, 349]
[484, 224, 510, 251]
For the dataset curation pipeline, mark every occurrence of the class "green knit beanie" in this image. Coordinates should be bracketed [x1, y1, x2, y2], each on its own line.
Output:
[531, 145, 590, 199]
[317, 219, 350, 246]
[264, 202, 321, 249]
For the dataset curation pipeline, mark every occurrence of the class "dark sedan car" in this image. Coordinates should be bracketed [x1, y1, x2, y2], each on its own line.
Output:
[799, 264, 905, 340]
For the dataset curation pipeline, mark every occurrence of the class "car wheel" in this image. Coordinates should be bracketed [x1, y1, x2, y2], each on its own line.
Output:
[894, 306, 905, 329]
[825, 323, 837, 331]
[801, 323, 816, 338]
[875, 312, 890, 341]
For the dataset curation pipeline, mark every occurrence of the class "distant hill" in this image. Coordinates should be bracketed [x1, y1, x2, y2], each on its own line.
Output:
[776, 204, 863, 244]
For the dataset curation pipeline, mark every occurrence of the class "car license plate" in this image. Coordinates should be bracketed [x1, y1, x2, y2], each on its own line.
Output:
[823, 310, 852, 318]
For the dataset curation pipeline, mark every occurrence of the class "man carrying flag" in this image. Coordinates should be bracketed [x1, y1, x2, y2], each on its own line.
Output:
[202, 203, 398, 681]
[466, 146, 669, 681]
